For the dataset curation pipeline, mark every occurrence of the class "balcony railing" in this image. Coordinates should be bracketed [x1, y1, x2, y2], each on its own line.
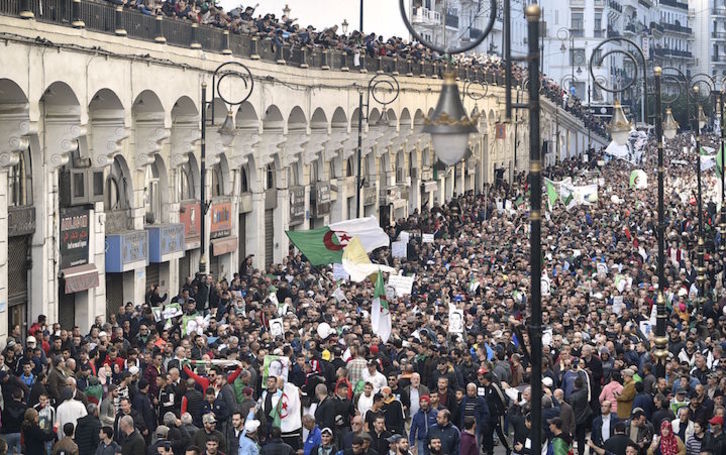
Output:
[713, 6, 726, 15]
[653, 48, 693, 58]
[712, 30, 726, 38]
[663, 22, 692, 34]
[412, 7, 441, 26]
[0, 0, 531, 86]
[660, 0, 688, 9]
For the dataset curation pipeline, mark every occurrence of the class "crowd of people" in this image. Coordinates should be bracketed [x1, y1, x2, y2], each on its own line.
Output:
[2, 131, 725, 455]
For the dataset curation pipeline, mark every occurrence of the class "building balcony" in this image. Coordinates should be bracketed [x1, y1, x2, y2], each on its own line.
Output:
[663, 22, 692, 34]
[412, 7, 441, 26]
[638, 0, 653, 8]
[660, 0, 688, 9]
[609, 0, 623, 12]
[653, 48, 693, 59]
[713, 31, 726, 39]
[713, 6, 726, 16]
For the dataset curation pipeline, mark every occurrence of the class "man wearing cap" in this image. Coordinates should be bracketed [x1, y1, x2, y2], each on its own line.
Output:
[192, 414, 227, 454]
[703, 416, 726, 455]
[617, 369, 637, 420]
[363, 361, 387, 393]
[309, 427, 339, 455]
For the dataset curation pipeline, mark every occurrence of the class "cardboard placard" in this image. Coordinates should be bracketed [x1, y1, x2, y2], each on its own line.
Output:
[387, 274, 415, 297]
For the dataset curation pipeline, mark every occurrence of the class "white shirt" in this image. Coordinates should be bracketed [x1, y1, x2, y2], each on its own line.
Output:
[602, 414, 611, 443]
[358, 393, 374, 417]
[409, 387, 421, 417]
[56, 399, 88, 438]
[362, 369, 387, 392]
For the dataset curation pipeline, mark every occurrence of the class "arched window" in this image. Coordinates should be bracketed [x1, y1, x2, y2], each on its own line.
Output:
[8, 147, 32, 207]
[212, 164, 224, 197]
[144, 158, 161, 224]
[329, 160, 336, 179]
[105, 156, 129, 212]
[180, 158, 195, 201]
[289, 164, 299, 187]
[311, 162, 320, 183]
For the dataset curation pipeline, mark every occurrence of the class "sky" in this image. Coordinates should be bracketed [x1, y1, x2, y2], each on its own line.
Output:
[218, 0, 412, 39]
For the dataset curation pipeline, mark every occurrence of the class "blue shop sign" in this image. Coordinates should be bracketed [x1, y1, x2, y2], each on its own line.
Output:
[105, 230, 149, 273]
[146, 224, 185, 263]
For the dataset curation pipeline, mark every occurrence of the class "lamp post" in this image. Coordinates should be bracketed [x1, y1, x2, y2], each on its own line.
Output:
[355, 74, 401, 217]
[199, 62, 254, 275]
[558, 27, 579, 99]
[720, 83, 726, 260]
[398, 0, 497, 166]
[342, 19, 349, 35]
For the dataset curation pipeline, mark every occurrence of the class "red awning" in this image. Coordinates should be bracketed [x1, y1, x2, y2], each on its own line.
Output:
[212, 237, 238, 256]
[61, 263, 99, 294]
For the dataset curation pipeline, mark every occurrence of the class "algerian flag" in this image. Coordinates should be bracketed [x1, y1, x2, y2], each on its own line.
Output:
[629, 170, 648, 189]
[286, 217, 389, 266]
[545, 178, 558, 210]
[342, 237, 395, 282]
[370, 270, 391, 343]
[701, 154, 716, 171]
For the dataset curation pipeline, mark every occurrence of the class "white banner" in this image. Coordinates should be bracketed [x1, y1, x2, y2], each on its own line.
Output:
[387, 274, 415, 297]
[332, 263, 350, 281]
[422, 233, 435, 243]
[391, 240, 407, 258]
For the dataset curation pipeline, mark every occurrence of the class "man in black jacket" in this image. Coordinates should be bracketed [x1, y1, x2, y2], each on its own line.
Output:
[133, 378, 156, 442]
[480, 373, 510, 455]
[315, 384, 337, 434]
[119, 415, 146, 455]
[75, 403, 101, 455]
[368, 416, 391, 455]
[1, 388, 26, 455]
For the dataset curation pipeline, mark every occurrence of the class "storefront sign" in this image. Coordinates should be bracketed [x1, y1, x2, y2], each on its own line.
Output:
[62, 263, 99, 294]
[312, 183, 330, 217]
[495, 123, 506, 140]
[179, 201, 201, 249]
[60, 207, 90, 269]
[364, 186, 377, 206]
[8, 206, 35, 237]
[212, 237, 238, 256]
[106, 230, 149, 273]
[421, 168, 433, 181]
[210, 201, 232, 239]
[289, 186, 305, 226]
[147, 224, 185, 263]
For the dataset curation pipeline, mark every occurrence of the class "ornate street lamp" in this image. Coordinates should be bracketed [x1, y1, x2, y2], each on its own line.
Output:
[663, 108, 678, 139]
[398, 0, 497, 166]
[342, 19, 349, 35]
[199, 62, 253, 275]
[609, 101, 632, 145]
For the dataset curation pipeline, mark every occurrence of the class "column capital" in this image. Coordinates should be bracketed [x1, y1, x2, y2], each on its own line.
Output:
[134, 119, 170, 169]
[87, 117, 130, 168]
[0, 104, 34, 168]
[303, 131, 328, 165]
[170, 123, 200, 169]
[45, 115, 86, 170]
[253, 132, 285, 168]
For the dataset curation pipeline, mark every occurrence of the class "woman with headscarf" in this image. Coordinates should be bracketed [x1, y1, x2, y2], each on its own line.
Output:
[648, 421, 686, 455]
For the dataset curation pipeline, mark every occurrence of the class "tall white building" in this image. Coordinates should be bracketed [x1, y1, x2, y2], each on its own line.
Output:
[409, 0, 528, 57]
[692, 0, 726, 81]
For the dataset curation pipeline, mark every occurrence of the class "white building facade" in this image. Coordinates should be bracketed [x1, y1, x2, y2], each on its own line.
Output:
[0, 4, 605, 337]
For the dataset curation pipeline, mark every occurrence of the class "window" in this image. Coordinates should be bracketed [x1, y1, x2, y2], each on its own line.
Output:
[571, 12, 584, 36]
[8, 148, 32, 208]
[266, 164, 275, 190]
[346, 158, 354, 177]
[240, 166, 249, 193]
[289, 165, 299, 187]
[311, 162, 319, 183]
[594, 11, 602, 35]
[591, 49, 602, 65]
[329, 161, 336, 179]
[212, 165, 224, 197]
[105, 156, 128, 212]
[180, 159, 195, 201]
[144, 162, 160, 224]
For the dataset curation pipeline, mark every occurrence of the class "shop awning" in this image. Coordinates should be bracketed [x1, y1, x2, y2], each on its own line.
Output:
[61, 263, 99, 294]
[212, 237, 238, 256]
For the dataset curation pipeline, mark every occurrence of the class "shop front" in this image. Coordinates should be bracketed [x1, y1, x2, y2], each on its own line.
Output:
[105, 230, 149, 316]
[179, 200, 201, 288]
[146, 223, 184, 291]
[58, 207, 99, 328]
[210, 199, 237, 279]
[7, 207, 35, 333]
[310, 182, 330, 229]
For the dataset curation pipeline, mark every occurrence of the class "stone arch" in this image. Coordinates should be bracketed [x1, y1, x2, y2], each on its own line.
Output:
[400, 108, 412, 131]
[235, 101, 259, 130]
[311, 108, 329, 130]
[0, 79, 33, 206]
[88, 88, 126, 167]
[287, 106, 307, 132]
[263, 105, 284, 131]
[132, 90, 165, 116]
[331, 107, 347, 129]
[41, 81, 83, 169]
[368, 108, 381, 125]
